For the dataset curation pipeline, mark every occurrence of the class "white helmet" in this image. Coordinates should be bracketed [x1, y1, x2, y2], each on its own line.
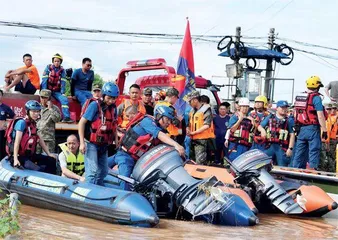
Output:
[238, 97, 250, 106]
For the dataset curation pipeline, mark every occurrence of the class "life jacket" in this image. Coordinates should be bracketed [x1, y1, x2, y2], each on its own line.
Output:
[249, 110, 270, 136]
[228, 113, 254, 147]
[59, 142, 85, 176]
[323, 114, 338, 142]
[47, 64, 63, 92]
[5, 117, 39, 156]
[81, 98, 116, 145]
[266, 115, 289, 150]
[120, 113, 160, 160]
[189, 104, 215, 140]
[294, 92, 328, 125]
[119, 99, 146, 129]
[156, 101, 183, 137]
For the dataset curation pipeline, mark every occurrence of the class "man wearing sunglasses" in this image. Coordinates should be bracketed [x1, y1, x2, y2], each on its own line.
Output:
[71, 58, 94, 106]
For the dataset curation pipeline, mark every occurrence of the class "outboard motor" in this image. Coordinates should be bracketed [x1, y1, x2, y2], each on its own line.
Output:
[227, 149, 304, 214]
[132, 144, 258, 226]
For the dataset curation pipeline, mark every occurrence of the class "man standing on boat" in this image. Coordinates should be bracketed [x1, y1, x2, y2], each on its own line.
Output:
[0, 89, 15, 161]
[258, 100, 295, 166]
[71, 58, 94, 106]
[78, 82, 119, 186]
[36, 89, 61, 154]
[58, 134, 85, 181]
[292, 76, 328, 169]
[111, 105, 185, 190]
[41, 53, 74, 123]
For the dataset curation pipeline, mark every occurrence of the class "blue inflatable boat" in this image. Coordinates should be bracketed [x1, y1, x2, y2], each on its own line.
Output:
[0, 158, 159, 228]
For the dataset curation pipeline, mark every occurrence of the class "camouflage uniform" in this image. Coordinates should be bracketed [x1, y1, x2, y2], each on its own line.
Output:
[36, 89, 62, 154]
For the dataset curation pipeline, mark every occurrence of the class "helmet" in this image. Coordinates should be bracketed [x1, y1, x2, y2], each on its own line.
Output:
[52, 53, 63, 64]
[254, 95, 268, 108]
[306, 76, 323, 88]
[238, 97, 250, 106]
[102, 82, 119, 97]
[25, 100, 42, 112]
[154, 105, 175, 120]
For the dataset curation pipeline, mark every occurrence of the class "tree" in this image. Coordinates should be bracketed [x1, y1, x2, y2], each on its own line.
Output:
[64, 71, 105, 96]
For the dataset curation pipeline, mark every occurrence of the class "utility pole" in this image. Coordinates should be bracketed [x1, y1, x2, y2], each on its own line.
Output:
[264, 28, 275, 100]
[234, 26, 243, 98]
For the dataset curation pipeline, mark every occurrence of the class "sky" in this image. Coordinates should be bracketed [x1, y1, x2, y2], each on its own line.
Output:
[1, 0, 338, 103]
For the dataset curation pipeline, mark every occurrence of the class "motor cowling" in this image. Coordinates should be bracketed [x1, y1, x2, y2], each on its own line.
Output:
[132, 144, 258, 226]
[229, 149, 304, 214]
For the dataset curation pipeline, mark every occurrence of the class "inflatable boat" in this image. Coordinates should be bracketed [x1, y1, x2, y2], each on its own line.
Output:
[0, 158, 159, 227]
[185, 150, 337, 217]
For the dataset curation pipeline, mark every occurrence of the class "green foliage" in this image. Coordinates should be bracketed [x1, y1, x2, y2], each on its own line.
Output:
[64, 70, 105, 96]
[0, 190, 20, 238]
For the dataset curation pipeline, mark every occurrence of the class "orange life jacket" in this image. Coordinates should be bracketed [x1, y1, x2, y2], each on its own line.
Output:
[47, 64, 63, 92]
[119, 99, 146, 129]
[120, 113, 160, 160]
[323, 114, 338, 142]
[189, 104, 215, 140]
[156, 101, 182, 137]
[5, 117, 39, 156]
[81, 98, 116, 145]
[294, 92, 328, 125]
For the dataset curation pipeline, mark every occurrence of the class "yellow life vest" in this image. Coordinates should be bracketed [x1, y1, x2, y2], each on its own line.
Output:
[120, 99, 146, 129]
[189, 104, 215, 140]
[59, 143, 85, 176]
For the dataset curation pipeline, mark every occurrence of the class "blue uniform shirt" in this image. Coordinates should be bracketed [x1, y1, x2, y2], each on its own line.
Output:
[11, 119, 26, 140]
[133, 117, 163, 139]
[71, 68, 94, 91]
[41, 65, 67, 94]
[312, 95, 324, 111]
[214, 114, 230, 140]
[260, 114, 294, 133]
[228, 114, 239, 128]
[0, 103, 15, 121]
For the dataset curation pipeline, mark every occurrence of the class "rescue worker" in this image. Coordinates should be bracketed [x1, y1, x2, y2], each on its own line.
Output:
[249, 95, 270, 151]
[111, 105, 185, 190]
[4, 53, 40, 94]
[187, 91, 215, 164]
[319, 103, 337, 172]
[156, 87, 185, 145]
[78, 82, 119, 185]
[92, 84, 102, 99]
[325, 80, 338, 102]
[258, 100, 295, 166]
[214, 102, 230, 164]
[5, 100, 57, 173]
[41, 53, 73, 123]
[292, 76, 328, 169]
[58, 134, 85, 181]
[117, 84, 146, 129]
[36, 89, 62, 154]
[142, 88, 154, 115]
[71, 58, 94, 106]
[227, 98, 265, 161]
[0, 89, 15, 160]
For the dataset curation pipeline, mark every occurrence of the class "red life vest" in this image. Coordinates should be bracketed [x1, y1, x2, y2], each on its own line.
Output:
[266, 115, 289, 150]
[120, 113, 160, 160]
[5, 118, 39, 156]
[294, 92, 328, 125]
[47, 64, 63, 92]
[81, 98, 116, 145]
[229, 113, 254, 147]
[249, 110, 270, 136]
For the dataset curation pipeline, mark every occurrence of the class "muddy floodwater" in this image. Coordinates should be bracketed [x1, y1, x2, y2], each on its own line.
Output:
[10, 205, 338, 240]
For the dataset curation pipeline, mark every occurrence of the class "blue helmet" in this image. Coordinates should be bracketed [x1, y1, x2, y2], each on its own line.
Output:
[102, 82, 119, 97]
[25, 100, 42, 112]
[154, 105, 175, 120]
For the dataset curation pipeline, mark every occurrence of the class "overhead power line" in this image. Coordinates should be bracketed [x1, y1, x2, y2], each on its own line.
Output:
[291, 46, 338, 61]
[277, 36, 338, 52]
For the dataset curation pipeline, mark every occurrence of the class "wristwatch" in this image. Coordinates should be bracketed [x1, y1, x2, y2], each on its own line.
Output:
[288, 147, 293, 150]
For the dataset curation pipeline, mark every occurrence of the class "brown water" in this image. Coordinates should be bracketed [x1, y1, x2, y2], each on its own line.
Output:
[8, 206, 337, 240]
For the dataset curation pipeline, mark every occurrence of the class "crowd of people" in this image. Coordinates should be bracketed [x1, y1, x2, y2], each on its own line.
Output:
[1, 52, 337, 192]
